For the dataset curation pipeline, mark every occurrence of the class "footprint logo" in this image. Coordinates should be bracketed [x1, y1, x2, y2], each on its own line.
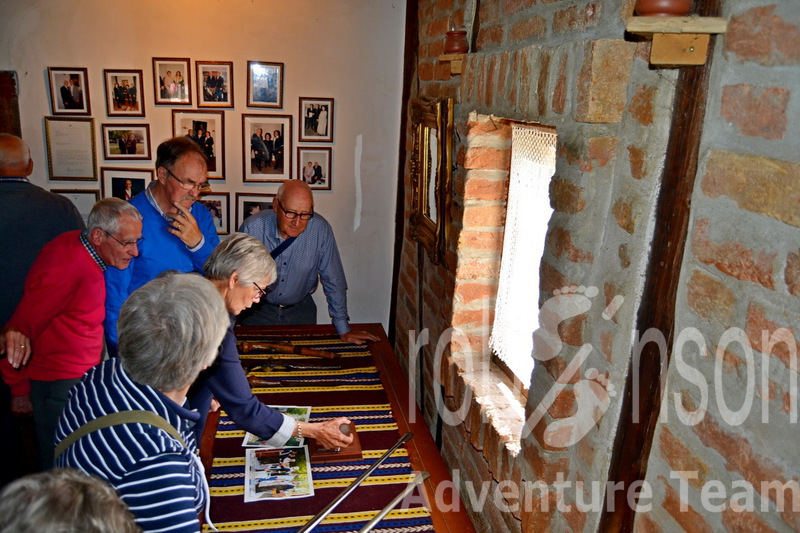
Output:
[526, 286, 624, 448]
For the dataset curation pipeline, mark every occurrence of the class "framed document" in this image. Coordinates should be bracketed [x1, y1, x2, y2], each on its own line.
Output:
[44, 116, 97, 181]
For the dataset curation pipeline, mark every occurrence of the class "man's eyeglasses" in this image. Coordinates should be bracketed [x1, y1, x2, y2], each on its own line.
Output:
[103, 230, 143, 248]
[165, 167, 211, 192]
[277, 198, 313, 221]
[253, 282, 267, 299]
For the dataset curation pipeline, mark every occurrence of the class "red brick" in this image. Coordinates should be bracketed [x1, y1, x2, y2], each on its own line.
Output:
[588, 136, 618, 168]
[426, 16, 450, 39]
[721, 84, 789, 140]
[464, 146, 511, 171]
[721, 506, 775, 533]
[477, 24, 504, 49]
[550, 178, 587, 214]
[462, 203, 506, 227]
[546, 226, 595, 263]
[511, 16, 547, 42]
[744, 303, 798, 372]
[658, 426, 710, 490]
[502, 0, 536, 15]
[725, 5, 800, 66]
[691, 218, 776, 289]
[785, 250, 800, 297]
[434, 60, 452, 81]
[537, 49, 551, 117]
[635, 512, 663, 533]
[660, 476, 715, 533]
[628, 144, 647, 180]
[459, 229, 505, 252]
[619, 243, 631, 269]
[485, 54, 498, 107]
[548, 387, 578, 418]
[630, 84, 656, 126]
[419, 61, 435, 81]
[455, 282, 496, 304]
[540, 262, 569, 295]
[464, 175, 509, 202]
[576, 39, 636, 123]
[686, 269, 736, 324]
[457, 259, 501, 280]
[466, 118, 513, 140]
[702, 151, 800, 228]
[552, 54, 568, 114]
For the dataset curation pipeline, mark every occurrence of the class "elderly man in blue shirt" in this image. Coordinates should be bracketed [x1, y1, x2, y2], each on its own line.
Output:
[238, 180, 377, 345]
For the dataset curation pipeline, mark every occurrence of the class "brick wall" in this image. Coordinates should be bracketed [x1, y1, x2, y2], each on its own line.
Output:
[395, 1, 800, 531]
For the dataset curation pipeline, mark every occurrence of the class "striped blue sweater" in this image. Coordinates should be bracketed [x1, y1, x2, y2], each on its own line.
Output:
[55, 358, 206, 533]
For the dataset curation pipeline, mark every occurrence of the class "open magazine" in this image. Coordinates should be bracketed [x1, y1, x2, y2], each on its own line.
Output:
[241, 405, 311, 447]
[244, 445, 314, 501]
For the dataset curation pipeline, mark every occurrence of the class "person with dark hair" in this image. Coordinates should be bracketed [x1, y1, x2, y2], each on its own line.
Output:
[55, 273, 229, 533]
[104, 137, 219, 355]
[0, 467, 141, 533]
[1, 198, 142, 468]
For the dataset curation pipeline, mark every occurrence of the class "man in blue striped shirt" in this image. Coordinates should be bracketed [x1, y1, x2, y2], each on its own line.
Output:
[55, 273, 229, 533]
[238, 180, 378, 345]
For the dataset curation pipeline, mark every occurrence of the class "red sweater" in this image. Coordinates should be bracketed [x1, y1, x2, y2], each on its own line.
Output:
[1, 231, 105, 396]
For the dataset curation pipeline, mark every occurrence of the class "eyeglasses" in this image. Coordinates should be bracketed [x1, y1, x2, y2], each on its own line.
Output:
[277, 199, 313, 221]
[253, 282, 267, 299]
[103, 230, 143, 248]
[165, 167, 210, 192]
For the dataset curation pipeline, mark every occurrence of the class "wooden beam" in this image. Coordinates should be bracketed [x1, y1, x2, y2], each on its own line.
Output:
[626, 16, 727, 35]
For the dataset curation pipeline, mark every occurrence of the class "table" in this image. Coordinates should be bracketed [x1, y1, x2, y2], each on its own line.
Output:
[200, 323, 474, 533]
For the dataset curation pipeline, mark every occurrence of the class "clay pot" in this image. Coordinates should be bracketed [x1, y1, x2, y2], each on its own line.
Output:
[634, 0, 691, 16]
[444, 30, 469, 54]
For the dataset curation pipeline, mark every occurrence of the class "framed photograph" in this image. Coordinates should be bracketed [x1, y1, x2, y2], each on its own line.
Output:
[100, 167, 154, 200]
[102, 124, 151, 160]
[299, 97, 334, 142]
[297, 147, 332, 191]
[247, 61, 283, 108]
[51, 189, 100, 225]
[242, 114, 292, 183]
[235, 193, 274, 231]
[172, 110, 225, 180]
[44, 117, 97, 181]
[47, 67, 91, 116]
[104, 69, 145, 117]
[152, 57, 191, 105]
[197, 61, 233, 108]
[198, 192, 230, 235]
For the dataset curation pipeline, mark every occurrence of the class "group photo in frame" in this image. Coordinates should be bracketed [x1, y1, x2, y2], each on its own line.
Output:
[47, 67, 91, 116]
[100, 167, 154, 200]
[152, 57, 191, 105]
[235, 193, 274, 231]
[44, 116, 97, 181]
[247, 61, 283, 108]
[102, 124, 151, 160]
[172, 109, 225, 180]
[198, 192, 230, 235]
[197, 61, 233, 108]
[103, 69, 145, 117]
[299, 97, 334, 143]
[297, 147, 332, 191]
[242, 114, 292, 183]
[51, 189, 100, 225]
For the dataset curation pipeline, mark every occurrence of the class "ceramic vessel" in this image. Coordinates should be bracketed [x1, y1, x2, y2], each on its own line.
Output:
[444, 30, 469, 54]
[634, 0, 691, 16]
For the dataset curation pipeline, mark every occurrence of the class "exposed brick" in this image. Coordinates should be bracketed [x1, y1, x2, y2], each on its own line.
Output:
[485, 54, 498, 107]
[588, 136, 618, 168]
[546, 226, 595, 263]
[536, 49, 551, 117]
[686, 270, 736, 324]
[464, 146, 511, 171]
[497, 51, 509, 110]
[519, 47, 532, 116]
[462, 203, 506, 228]
[459, 229, 505, 252]
[635, 512, 663, 533]
[550, 178, 587, 214]
[464, 174, 509, 202]
[457, 259, 501, 280]
[558, 314, 586, 347]
[744, 303, 798, 372]
[553, 54, 568, 114]
[466, 117, 513, 140]
[628, 144, 647, 180]
[541, 261, 569, 296]
[786, 249, 800, 297]
[702, 151, 800, 228]
[511, 16, 547, 42]
[478, 24, 504, 49]
[502, 0, 536, 16]
[619, 243, 631, 269]
[660, 476, 715, 533]
[612, 197, 635, 234]
[419, 61, 435, 81]
[721, 506, 775, 533]
[658, 426, 709, 490]
[455, 282, 496, 304]
[434, 60, 452, 81]
[691, 218, 776, 289]
[721, 84, 789, 140]
[426, 16, 451, 39]
[725, 5, 800, 66]
[575, 39, 636, 123]
[548, 387, 578, 418]
[630, 85, 656, 126]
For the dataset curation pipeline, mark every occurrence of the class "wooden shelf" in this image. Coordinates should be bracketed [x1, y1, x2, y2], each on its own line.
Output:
[626, 16, 727, 67]
[438, 53, 465, 75]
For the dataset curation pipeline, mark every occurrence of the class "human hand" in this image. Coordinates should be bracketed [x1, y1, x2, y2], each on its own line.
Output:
[3, 328, 32, 369]
[340, 330, 379, 345]
[304, 417, 354, 449]
[167, 201, 203, 248]
[11, 395, 33, 415]
[210, 398, 221, 412]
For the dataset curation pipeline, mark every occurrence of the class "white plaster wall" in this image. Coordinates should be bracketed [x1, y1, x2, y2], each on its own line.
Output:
[0, 0, 406, 332]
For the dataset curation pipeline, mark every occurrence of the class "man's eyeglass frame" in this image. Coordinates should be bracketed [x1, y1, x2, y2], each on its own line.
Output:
[164, 167, 211, 192]
[103, 230, 143, 248]
[276, 198, 314, 221]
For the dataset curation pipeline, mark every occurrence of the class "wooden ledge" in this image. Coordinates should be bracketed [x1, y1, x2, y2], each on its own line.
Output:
[626, 16, 728, 36]
[438, 54, 465, 75]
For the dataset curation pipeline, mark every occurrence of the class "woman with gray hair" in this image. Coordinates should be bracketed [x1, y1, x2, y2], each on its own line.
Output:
[54, 272, 228, 533]
[190, 232, 353, 449]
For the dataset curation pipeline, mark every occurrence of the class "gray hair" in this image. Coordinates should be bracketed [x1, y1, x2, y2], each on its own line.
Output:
[87, 198, 142, 234]
[0, 468, 141, 533]
[118, 272, 228, 392]
[204, 233, 276, 286]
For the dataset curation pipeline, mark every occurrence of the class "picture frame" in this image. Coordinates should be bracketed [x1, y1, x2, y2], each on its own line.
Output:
[152, 57, 192, 105]
[47, 67, 91, 116]
[44, 116, 97, 181]
[101, 123, 151, 160]
[247, 61, 283, 108]
[172, 110, 225, 180]
[235, 193, 274, 231]
[242, 114, 292, 183]
[100, 167, 155, 200]
[197, 61, 233, 108]
[299, 97, 334, 142]
[51, 189, 100, 225]
[297, 147, 332, 191]
[103, 69, 145, 117]
[198, 192, 231, 235]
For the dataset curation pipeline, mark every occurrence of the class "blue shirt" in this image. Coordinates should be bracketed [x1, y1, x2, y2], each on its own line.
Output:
[239, 209, 350, 334]
[55, 359, 206, 533]
[104, 187, 219, 349]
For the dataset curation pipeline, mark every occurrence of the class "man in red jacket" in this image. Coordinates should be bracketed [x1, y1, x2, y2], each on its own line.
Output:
[1, 197, 142, 469]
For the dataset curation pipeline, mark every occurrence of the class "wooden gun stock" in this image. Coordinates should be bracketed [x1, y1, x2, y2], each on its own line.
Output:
[239, 341, 338, 359]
